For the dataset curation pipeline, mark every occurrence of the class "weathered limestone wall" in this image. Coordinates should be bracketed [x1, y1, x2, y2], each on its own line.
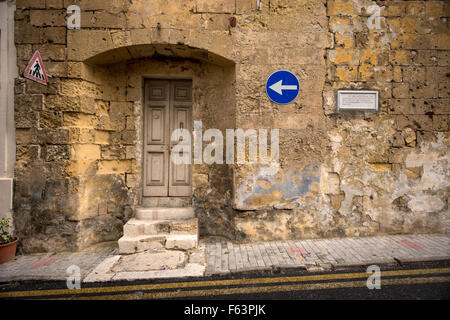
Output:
[235, 0, 449, 240]
[323, 0, 449, 236]
[324, 1, 450, 235]
[13, 0, 449, 253]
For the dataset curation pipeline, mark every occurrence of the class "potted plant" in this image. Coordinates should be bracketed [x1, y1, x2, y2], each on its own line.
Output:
[0, 218, 18, 264]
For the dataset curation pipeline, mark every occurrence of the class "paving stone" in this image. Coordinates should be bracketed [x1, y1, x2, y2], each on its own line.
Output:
[269, 242, 285, 266]
[246, 245, 258, 268]
[214, 242, 222, 273]
[275, 241, 293, 265]
[221, 245, 229, 271]
[252, 244, 266, 268]
[234, 246, 244, 270]
[258, 243, 273, 267]
[240, 245, 251, 269]
[111, 250, 185, 272]
[263, 242, 278, 266]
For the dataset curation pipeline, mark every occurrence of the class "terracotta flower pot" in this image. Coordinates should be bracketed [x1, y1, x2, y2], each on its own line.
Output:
[0, 237, 19, 264]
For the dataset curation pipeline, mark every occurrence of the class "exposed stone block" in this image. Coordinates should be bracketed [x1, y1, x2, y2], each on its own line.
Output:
[390, 50, 411, 66]
[94, 130, 110, 145]
[40, 110, 64, 128]
[432, 100, 450, 115]
[393, 83, 410, 98]
[63, 0, 124, 14]
[71, 144, 101, 160]
[40, 27, 66, 44]
[81, 11, 126, 29]
[67, 160, 97, 176]
[38, 128, 69, 144]
[16, 0, 46, 9]
[101, 145, 126, 160]
[67, 29, 114, 61]
[438, 83, 450, 98]
[327, 0, 360, 16]
[120, 130, 136, 145]
[45, 62, 67, 77]
[43, 144, 70, 161]
[68, 128, 95, 143]
[26, 78, 60, 95]
[97, 160, 132, 174]
[393, 66, 402, 82]
[63, 112, 98, 128]
[196, 0, 235, 13]
[433, 115, 449, 131]
[110, 101, 133, 116]
[30, 9, 66, 27]
[46, 0, 64, 9]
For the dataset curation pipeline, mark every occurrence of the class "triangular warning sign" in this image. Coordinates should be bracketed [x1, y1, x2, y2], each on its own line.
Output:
[24, 51, 48, 85]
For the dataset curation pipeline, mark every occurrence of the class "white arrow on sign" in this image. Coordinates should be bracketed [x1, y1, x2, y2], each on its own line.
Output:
[269, 80, 298, 95]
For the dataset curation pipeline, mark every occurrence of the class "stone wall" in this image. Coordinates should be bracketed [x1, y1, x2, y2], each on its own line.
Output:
[322, 0, 449, 236]
[12, 0, 449, 253]
[235, 0, 449, 240]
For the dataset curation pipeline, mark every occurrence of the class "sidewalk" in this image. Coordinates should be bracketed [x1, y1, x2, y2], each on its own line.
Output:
[204, 234, 450, 275]
[0, 234, 448, 283]
[0, 241, 116, 282]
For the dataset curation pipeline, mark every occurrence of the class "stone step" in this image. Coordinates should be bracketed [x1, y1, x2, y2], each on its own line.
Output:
[142, 197, 192, 208]
[123, 218, 198, 237]
[118, 234, 198, 254]
[135, 207, 195, 220]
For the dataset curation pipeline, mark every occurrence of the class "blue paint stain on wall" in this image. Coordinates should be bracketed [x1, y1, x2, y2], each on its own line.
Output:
[243, 164, 320, 206]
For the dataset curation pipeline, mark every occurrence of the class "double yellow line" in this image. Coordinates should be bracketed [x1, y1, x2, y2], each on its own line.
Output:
[1, 267, 449, 300]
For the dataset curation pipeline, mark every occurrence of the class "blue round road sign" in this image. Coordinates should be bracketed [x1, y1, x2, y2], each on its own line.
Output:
[265, 70, 300, 104]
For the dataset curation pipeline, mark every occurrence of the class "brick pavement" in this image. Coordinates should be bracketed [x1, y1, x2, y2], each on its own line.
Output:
[204, 234, 450, 275]
[0, 241, 117, 282]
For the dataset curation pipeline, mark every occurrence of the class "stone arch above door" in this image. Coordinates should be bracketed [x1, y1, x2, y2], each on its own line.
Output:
[69, 29, 235, 67]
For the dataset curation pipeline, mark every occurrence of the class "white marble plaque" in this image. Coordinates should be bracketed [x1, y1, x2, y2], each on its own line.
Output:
[337, 90, 379, 111]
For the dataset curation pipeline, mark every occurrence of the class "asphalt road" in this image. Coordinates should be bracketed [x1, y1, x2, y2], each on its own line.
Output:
[0, 260, 449, 301]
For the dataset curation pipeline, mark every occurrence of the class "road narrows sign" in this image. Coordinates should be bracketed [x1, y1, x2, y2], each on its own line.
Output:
[24, 51, 48, 85]
[266, 70, 299, 104]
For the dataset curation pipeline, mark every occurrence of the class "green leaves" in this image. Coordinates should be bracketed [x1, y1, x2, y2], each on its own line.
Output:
[0, 218, 13, 245]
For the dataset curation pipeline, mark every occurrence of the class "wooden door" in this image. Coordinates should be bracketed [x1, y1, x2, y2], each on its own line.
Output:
[143, 79, 192, 197]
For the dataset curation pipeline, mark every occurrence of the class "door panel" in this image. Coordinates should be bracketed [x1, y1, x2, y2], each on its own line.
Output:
[169, 81, 192, 196]
[169, 105, 191, 195]
[146, 152, 165, 185]
[173, 82, 192, 101]
[143, 80, 170, 196]
[148, 108, 165, 144]
[143, 79, 192, 197]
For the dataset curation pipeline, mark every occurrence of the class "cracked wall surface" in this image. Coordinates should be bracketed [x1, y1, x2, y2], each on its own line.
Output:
[12, 0, 449, 252]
